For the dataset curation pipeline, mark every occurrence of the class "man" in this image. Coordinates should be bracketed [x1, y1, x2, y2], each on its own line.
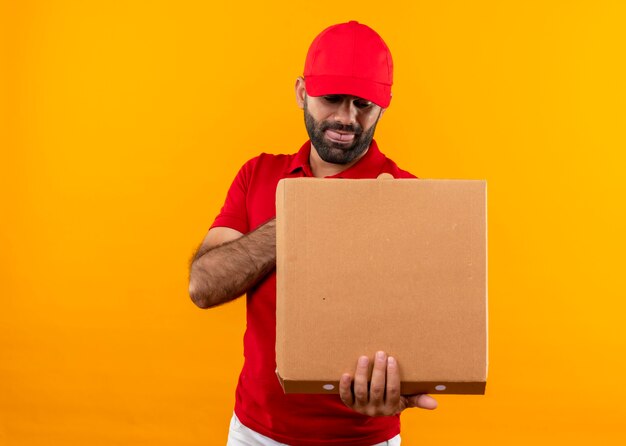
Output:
[189, 21, 438, 446]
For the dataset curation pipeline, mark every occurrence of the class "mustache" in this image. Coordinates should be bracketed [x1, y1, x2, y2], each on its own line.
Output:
[319, 121, 363, 135]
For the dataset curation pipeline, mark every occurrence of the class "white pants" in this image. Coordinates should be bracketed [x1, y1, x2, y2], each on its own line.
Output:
[226, 413, 401, 446]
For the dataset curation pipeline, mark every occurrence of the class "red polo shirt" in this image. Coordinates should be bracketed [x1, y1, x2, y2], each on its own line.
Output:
[211, 140, 415, 446]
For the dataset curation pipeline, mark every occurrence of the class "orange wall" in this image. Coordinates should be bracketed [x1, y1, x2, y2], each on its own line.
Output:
[1, 1, 625, 444]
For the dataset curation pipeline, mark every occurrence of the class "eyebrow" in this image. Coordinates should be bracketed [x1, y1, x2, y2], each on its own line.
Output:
[325, 94, 371, 102]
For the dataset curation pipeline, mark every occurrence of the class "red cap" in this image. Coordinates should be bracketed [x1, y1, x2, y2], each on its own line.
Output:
[303, 21, 393, 108]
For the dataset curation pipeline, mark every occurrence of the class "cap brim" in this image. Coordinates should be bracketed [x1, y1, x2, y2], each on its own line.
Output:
[305, 75, 391, 108]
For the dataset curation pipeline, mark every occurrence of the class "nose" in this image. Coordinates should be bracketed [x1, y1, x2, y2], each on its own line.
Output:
[331, 99, 357, 126]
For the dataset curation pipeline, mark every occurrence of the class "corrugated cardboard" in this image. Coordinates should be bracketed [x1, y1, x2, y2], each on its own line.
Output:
[275, 178, 487, 395]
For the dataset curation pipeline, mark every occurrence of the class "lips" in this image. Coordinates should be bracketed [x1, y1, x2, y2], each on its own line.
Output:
[325, 129, 355, 143]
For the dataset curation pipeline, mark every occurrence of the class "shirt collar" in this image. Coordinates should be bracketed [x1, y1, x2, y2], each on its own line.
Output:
[286, 139, 387, 179]
[286, 140, 314, 176]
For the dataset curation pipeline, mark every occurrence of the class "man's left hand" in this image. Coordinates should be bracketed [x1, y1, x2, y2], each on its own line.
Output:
[339, 351, 438, 417]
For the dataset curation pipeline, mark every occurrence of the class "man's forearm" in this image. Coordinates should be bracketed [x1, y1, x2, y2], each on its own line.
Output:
[188, 219, 276, 309]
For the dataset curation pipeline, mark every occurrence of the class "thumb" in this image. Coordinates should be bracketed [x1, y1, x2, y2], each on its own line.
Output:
[406, 394, 438, 410]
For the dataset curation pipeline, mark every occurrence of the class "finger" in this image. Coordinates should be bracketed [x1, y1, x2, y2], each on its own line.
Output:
[369, 351, 387, 406]
[384, 356, 401, 410]
[339, 373, 354, 407]
[353, 356, 370, 407]
[407, 394, 438, 410]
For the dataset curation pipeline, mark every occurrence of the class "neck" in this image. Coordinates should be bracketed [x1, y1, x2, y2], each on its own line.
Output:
[309, 144, 370, 178]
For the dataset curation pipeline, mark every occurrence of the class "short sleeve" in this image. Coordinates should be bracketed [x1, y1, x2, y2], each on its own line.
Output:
[210, 157, 260, 234]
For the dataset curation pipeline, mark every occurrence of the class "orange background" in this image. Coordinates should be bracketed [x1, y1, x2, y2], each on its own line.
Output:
[1, 1, 625, 445]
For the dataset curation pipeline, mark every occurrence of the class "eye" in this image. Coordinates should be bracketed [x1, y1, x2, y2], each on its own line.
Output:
[323, 95, 342, 103]
[354, 100, 372, 109]
[353, 99, 373, 109]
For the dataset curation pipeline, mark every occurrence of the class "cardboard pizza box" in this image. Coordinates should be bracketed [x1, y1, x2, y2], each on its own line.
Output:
[275, 178, 488, 395]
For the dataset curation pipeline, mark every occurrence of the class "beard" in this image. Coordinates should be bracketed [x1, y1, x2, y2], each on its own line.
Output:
[304, 102, 380, 165]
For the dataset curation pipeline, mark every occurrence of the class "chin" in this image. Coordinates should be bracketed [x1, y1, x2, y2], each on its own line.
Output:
[319, 149, 358, 165]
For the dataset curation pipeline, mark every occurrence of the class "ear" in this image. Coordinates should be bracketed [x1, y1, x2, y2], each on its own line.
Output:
[295, 77, 306, 109]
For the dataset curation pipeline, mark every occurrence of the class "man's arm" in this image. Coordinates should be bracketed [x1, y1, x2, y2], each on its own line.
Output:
[188, 219, 276, 309]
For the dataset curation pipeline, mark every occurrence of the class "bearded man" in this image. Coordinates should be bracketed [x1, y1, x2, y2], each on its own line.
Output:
[189, 21, 438, 446]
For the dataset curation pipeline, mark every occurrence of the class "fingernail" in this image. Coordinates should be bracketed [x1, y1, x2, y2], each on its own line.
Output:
[376, 351, 385, 361]
[388, 356, 396, 366]
[358, 356, 369, 366]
